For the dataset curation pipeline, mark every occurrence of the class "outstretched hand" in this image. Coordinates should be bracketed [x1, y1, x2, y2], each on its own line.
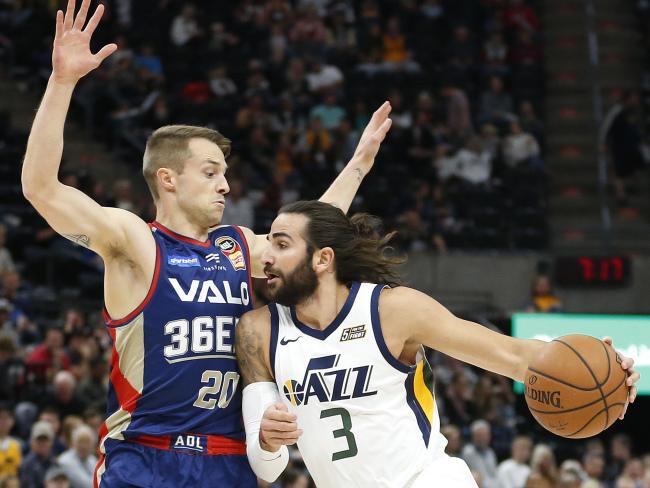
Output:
[351, 101, 393, 174]
[603, 336, 639, 419]
[52, 0, 117, 85]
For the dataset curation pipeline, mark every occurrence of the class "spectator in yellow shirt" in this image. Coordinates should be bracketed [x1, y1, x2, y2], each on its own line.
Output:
[0, 403, 21, 478]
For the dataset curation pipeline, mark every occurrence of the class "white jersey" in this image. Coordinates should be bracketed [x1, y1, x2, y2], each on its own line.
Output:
[269, 282, 448, 487]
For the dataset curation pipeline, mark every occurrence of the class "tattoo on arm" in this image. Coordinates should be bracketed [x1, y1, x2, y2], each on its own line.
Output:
[236, 318, 273, 385]
[63, 234, 90, 248]
[353, 167, 364, 182]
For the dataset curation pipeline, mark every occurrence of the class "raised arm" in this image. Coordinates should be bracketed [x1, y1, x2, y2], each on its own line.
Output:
[20, 0, 143, 259]
[241, 102, 393, 278]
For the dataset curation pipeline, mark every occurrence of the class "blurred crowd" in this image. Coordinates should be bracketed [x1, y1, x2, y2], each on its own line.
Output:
[2, 0, 548, 255]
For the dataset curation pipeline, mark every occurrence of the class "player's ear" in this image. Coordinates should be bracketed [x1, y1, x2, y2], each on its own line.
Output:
[157, 168, 176, 193]
[315, 247, 334, 274]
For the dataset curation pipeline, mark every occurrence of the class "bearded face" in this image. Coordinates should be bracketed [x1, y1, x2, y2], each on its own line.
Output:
[264, 252, 318, 307]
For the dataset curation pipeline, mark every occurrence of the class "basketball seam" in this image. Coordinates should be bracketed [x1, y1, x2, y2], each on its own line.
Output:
[599, 340, 612, 431]
[554, 338, 609, 428]
[527, 367, 598, 391]
[565, 403, 626, 438]
[527, 373, 627, 415]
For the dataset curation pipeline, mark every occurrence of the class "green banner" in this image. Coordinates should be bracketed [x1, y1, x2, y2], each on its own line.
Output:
[512, 313, 650, 395]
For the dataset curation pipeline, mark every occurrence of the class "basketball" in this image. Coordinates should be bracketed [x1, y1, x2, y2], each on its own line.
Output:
[524, 334, 629, 439]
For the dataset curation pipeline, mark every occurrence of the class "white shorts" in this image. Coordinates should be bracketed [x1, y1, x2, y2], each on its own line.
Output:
[411, 455, 478, 488]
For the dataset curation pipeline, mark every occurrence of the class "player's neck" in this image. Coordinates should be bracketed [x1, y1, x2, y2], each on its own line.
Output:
[294, 280, 350, 331]
[155, 205, 211, 242]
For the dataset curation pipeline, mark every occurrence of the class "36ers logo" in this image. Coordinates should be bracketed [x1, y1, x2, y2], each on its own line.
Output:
[215, 236, 246, 271]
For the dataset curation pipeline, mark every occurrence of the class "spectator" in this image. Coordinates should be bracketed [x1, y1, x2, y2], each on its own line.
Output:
[208, 66, 238, 99]
[583, 451, 606, 487]
[529, 444, 558, 488]
[604, 91, 646, 206]
[26, 328, 70, 383]
[0, 403, 21, 479]
[497, 435, 533, 488]
[39, 407, 66, 456]
[440, 82, 473, 139]
[169, 5, 203, 48]
[305, 57, 344, 93]
[461, 420, 499, 488]
[479, 76, 515, 126]
[525, 275, 563, 313]
[221, 179, 255, 229]
[437, 137, 493, 185]
[381, 16, 420, 73]
[57, 424, 97, 488]
[502, 120, 542, 170]
[0, 224, 15, 277]
[443, 370, 476, 428]
[310, 94, 346, 130]
[42, 371, 85, 418]
[502, 0, 539, 33]
[441, 424, 463, 457]
[44, 466, 70, 488]
[0, 337, 26, 403]
[19, 421, 57, 488]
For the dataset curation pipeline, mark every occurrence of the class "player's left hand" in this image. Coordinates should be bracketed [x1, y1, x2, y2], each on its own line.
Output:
[350, 101, 392, 174]
[603, 336, 639, 419]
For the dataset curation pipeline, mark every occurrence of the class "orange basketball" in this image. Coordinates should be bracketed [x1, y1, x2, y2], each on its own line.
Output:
[524, 334, 629, 438]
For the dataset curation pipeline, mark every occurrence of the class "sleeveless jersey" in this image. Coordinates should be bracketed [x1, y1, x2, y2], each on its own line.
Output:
[269, 282, 448, 488]
[99, 222, 253, 449]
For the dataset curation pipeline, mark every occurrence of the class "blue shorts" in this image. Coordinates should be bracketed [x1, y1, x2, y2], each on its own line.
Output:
[96, 437, 257, 488]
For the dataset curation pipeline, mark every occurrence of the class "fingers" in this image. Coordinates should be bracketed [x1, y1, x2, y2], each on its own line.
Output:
[621, 357, 635, 370]
[84, 3, 106, 35]
[264, 405, 296, 423]
[73, 0, 91, 30]
[55, 10, 64, 38]
[630, 385, 638, 403]
[602, 336, 613, 345]
[374, 118, 392, 140]
[94, 43, 118, 64]
[63, 0, 75, 31]
[619, 400, 628, 420]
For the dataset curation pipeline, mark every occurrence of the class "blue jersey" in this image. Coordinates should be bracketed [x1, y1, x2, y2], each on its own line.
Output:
[98, 222, 253, 447]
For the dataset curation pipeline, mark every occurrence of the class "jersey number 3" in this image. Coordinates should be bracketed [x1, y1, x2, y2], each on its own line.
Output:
[320, 408, 358, 461]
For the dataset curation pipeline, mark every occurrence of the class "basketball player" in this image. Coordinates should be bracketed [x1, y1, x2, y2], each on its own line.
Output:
[21, 2, 392, 487]
[235, 201, 640, 487]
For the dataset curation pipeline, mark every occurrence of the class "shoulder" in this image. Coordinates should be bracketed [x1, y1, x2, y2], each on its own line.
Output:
[237, 306, 273, 344]
[377, 286, 431, 314]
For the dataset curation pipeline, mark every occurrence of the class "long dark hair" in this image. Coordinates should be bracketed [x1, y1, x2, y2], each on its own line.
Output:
[279, 201, 404, 287]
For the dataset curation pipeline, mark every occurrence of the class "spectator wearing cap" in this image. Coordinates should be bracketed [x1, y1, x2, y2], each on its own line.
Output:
[497, 435, 532, 488]
[57, 424, 97, 488]
[462, 420, 499, 488]
[19, 420, 57, 488]
[0, 403, 21, 478]
[44, 465, 70, 488]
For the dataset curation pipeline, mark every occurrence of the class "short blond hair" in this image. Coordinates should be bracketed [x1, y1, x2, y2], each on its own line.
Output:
[142, 125, 231, 200]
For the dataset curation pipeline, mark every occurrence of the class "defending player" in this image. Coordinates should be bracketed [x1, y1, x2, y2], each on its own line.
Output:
[21, 2, 392, 487]
[236, 201, 640, 487]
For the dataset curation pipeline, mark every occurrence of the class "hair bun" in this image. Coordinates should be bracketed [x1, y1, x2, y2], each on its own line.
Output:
[350, 213, 382, 239]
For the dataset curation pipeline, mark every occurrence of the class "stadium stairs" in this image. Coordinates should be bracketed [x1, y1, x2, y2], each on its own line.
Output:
[543, 0, 650, 254]
[0, 75, 133, 189]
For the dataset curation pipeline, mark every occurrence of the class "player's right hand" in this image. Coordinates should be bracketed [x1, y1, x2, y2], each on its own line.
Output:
[52, 0, 117, 85]
[259, 403, 303, 453]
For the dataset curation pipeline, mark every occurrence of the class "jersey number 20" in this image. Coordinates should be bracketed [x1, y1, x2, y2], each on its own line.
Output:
[193, 370, 239, 410]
